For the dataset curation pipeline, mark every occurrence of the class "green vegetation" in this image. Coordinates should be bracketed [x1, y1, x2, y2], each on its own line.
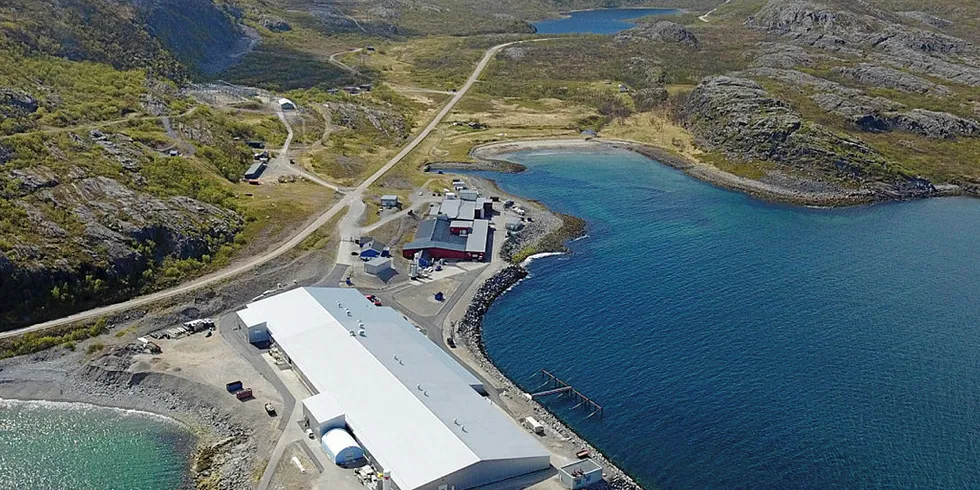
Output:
[0, 318, 108, 360]
[510, 213, 586, 263]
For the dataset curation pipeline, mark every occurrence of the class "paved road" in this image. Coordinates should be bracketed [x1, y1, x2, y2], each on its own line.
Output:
[1, 39, 541, 340]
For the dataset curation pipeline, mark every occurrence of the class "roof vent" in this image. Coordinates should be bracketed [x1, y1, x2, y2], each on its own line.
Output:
[358, 328, 366, 337]
[348, 330, 355, 337]
[358, 321, 365, 328]
[346, 309, 352, 317]
[337, 301, 343, 308]
[454, 418, 460, 426]
[417, 384, 423, 391]
[461, 425, 468, 433]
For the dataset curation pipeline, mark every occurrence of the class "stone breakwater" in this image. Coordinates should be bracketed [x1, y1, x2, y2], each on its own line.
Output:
[455, 266, 644, 490]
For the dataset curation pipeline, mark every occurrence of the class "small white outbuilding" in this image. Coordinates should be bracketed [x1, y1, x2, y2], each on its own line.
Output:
[321, 428, 364, 464]
[364, 257, 392, 276]
[278, 98, 296, 110]
[303, 392, 345, 437]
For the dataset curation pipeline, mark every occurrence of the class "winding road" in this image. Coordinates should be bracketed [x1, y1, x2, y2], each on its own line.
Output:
[2, 39, 542, 340]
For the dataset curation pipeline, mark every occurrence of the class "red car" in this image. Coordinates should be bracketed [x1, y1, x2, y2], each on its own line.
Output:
[364, 295, 382, 306]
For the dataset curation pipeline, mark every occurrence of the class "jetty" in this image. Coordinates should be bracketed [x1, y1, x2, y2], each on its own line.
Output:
[529, 369, 604, 419]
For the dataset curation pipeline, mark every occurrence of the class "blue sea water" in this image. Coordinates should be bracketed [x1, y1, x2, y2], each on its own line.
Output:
[0, 399, 195, 490]
[532, 8, 680, 35]
[474, 148, 980, 489]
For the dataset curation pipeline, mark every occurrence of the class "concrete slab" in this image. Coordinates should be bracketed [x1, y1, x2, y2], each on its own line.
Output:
[394, 277, 462, 317]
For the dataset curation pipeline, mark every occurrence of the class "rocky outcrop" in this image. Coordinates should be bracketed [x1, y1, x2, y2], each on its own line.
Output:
[330, 102, 410, 141]
[736, 67, 978, 138]
[0, 172, 242, 330]
[616, 21, 701, 49]
[0, 89, 39, 115]
[747, 0, 980, 86]
[899, 11, 953, 30]
[833, 63, 952, 97]
[750, 42, 834, 69]
[684, 76, 891, 179]
[261, 17, 291, 32]
[889, 110, 980, 139]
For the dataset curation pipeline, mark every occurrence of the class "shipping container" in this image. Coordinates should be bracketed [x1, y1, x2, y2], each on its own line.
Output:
[226, 380, 243, 393]
[236, 389, 253, 400]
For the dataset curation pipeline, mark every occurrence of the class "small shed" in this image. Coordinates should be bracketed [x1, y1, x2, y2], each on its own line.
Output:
[278, 98, 296, 110]
[303, 393, 346, 437]
[246, 321, 270, 345]
[380, 195, 400, 208]
[360, 238, 390, 259]
[244, 162, 267, 180]
[321, 429, 364, 464]
[558, 459, 603, 490]
[364, 257, 392, 276]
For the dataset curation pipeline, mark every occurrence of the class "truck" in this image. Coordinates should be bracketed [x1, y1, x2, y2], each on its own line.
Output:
[523, 417, 545, 435]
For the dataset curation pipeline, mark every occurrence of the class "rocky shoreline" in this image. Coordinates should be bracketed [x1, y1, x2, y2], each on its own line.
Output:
[469, 138, 971, 207]
[454, 266, 645, 490]
[0, 346, 258, 490]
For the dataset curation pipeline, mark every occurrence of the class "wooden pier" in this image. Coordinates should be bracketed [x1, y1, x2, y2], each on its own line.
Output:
[529, 369, 604, 419]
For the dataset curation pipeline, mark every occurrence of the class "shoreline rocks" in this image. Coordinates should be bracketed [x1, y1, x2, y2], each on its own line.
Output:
[455, 265, 644, 490]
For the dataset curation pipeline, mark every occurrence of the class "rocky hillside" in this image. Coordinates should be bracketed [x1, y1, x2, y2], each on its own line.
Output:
[0, 0, 270, 330]
[675, 0, 980, 200]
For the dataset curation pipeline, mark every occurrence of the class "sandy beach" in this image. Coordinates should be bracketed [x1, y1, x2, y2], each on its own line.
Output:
[469, 138, 968, 207]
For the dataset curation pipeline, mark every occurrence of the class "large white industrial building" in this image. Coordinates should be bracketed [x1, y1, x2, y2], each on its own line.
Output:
[236, 288, 551, 490]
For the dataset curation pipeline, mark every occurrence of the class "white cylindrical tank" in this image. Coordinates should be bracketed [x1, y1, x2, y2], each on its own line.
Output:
[321, 429, 364, 464]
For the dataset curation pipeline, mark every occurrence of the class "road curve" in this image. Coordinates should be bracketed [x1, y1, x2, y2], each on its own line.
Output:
[2, 38, 547, 339]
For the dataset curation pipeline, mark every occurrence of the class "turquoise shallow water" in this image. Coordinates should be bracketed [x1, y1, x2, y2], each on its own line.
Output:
[0, 399, 195, 490]
[474, 148, 980, 489]
[532, 8, 680, 35]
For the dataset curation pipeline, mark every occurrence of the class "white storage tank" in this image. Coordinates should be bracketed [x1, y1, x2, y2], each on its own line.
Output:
[321, 428, 364, 464]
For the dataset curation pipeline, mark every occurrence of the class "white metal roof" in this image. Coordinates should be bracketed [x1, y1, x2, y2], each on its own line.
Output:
[236, 288, 547, 490]
[303, 392, 345, 423]
[322, 428, 360, 454]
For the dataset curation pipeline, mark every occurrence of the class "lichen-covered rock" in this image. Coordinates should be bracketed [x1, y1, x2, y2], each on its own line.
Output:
[261, 17, 291, 32]
[747, 0, 980, 86]
[834, 63, 952, 97]
[615, 21, 701, 49]
[684, 76, 889, 179]
[899, 11, 953, 30]
[0, 88, 38, 115]
[8, 166, 60, 195]
[330, 102, 410, 141]
[0, 175, 243, 330]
